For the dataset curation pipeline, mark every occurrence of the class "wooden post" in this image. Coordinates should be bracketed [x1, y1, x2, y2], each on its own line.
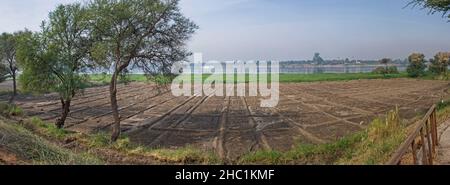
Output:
[420, 128, 428, 165]
[432, 110, 438, 147]
[425, 121, 433, 165]
[412, 140, 418, 165]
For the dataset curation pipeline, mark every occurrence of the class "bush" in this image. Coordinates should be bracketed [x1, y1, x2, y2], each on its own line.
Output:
[238, 108, 406, 165]
[387, 66, 399, 74]
[147, 74, 176, 93]
[372, 67, 386, 74]
[372, 66, 399, 75]
[0, 103, 24, 117]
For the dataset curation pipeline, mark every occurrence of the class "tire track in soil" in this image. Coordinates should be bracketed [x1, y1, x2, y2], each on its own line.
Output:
[124, 94, 203, 134]
[215, 96, 230, 160]
[39, 87, 155, 122]
[145, 92, 215, 147]
[94, 91, 176, 132]
[77, 86, 164, 119]
[239, 87, 326, 144]
[18, 83, 133, 109]
[303, 85, 441, 124]
[339, 82, 443, 98]
[28, 85, 149, 118]
[288, 86, 375, 116]
[65, 88, 170, 129]
[240, 96, 271, 151]
[24, 85, 144, 119]
[265, 107, 326, 144]
[300, 101, 364, 129]
[282, 86, 369, 129]
[337, 84, 433, 109]
[67, 85, 151, 108]
[75, 96, 180, 133]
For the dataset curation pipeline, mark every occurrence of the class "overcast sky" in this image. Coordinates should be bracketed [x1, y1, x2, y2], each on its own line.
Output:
[1, 0, 449, 61]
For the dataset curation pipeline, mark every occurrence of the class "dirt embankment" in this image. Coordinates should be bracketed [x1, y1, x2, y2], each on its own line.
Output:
[0, 146, 23, 165]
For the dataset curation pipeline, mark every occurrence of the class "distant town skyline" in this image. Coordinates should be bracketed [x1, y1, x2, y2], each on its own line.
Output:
[1, 0, 449, 61]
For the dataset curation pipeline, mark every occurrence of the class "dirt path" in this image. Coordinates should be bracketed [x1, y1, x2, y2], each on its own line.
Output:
[437, 120, 450, 165]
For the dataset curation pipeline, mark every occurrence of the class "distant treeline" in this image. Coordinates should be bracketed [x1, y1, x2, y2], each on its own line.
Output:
[280, 59, 408, 66]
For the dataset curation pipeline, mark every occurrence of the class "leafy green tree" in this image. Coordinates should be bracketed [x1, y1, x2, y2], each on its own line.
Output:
[429, 52, 450, 76]
[379, 58, 392, 77]
[88, 0, 197, 141]
[407, 53, 427, 77]
[17, 3, 92, 128]
[380, 58, 391, 69]
[408, 0, 450, 20]
[0, 31, 29, 102]
[312, 53, 325, 65]
[0, 63, 9, 82]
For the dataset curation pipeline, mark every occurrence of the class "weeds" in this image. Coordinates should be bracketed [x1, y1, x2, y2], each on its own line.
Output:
[148, 146, 221, 164]
[25, 117, 69, 140]
[74, 131, 220, 164]
[0, 119, 103, 165]
[239, 108, 407, 165]
[0, 102, 24, 117]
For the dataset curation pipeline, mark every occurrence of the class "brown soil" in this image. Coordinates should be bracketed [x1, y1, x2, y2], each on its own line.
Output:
[0, 146, 25, 165]
[4, 79, 450, 160]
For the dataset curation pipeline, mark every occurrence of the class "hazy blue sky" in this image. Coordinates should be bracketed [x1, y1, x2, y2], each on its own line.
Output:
[1, 0, 449, 61]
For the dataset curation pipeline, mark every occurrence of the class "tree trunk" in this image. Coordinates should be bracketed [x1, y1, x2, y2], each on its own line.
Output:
[8, 71, 17, 104]
[12, 71, 17, 96]
[56, 98, 71, 129]
[110, 71, 121, 142]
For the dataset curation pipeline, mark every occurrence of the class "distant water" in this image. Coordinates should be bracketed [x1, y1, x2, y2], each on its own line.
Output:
[86, 63, 410, 75]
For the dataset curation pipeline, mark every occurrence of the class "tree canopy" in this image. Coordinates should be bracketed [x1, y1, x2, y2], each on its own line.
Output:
[409, 0, 450, 20]
[0, 31, 29, 100]
[17, 3, 92, 128]
[312, 53, 325, 65]
[429, 52, 450, 76]
[407, 53, 427, 77]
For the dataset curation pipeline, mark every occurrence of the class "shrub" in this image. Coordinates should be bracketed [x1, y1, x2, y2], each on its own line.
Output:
[372, 66, 399, 75]
[238, 108, 406, 165]
[147, 74, 176, 93]
[0, 103, 24, 117]
[387, 66, 399, 74]
[429, 52, 450, 78]
[372, 67, 386, 74]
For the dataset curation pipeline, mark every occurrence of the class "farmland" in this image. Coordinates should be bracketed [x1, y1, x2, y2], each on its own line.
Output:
[3, 78, 449, 161]
[89, 73, 408, 84]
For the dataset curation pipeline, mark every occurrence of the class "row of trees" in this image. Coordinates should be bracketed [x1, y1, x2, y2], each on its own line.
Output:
[407, 52, 450, 78]
[406, 0, 449, 77]
[1, 0, 197, 142]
